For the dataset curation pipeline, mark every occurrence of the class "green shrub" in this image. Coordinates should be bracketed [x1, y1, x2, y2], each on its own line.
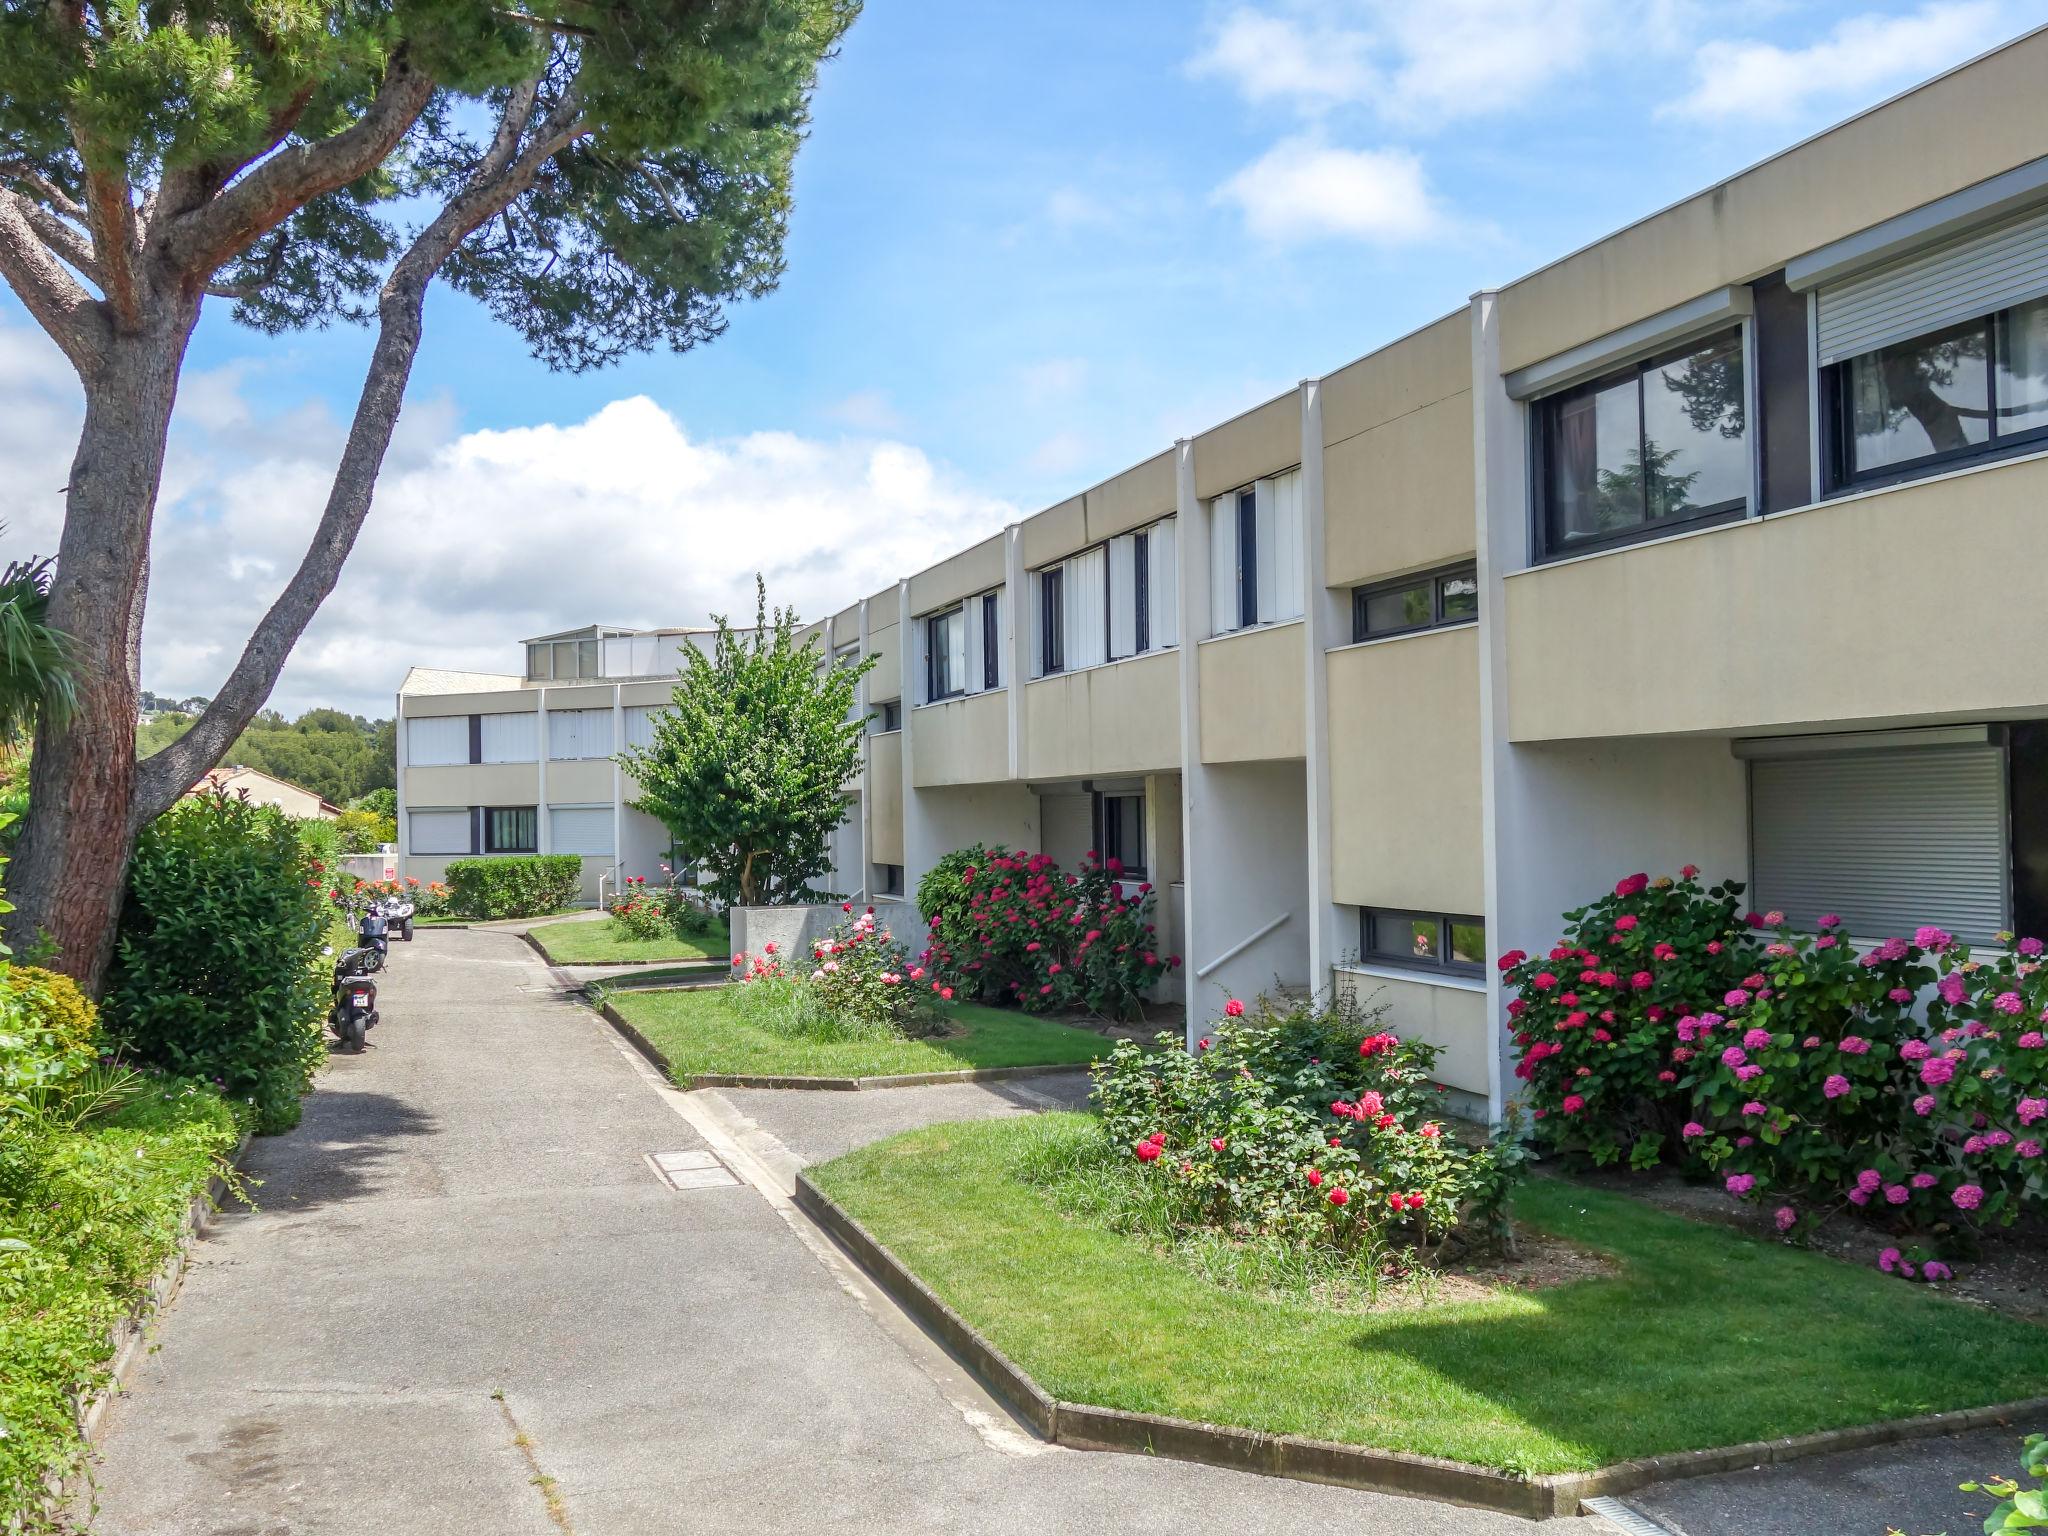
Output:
[443, 855, 582, 919]
[294, 815, 343, 872]
[608, 876, 717, 940]
[730, 907, 937, 1042]
[2, 966, 98, 1058]
[105, 792, 330, 1134]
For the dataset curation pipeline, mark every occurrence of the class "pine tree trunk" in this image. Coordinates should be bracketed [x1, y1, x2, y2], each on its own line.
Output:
[7, 308, 195, 990]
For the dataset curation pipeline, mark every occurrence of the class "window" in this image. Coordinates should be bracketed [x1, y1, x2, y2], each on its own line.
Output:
[926, 607, 966, 701]
[1827, 296, 2048, 486]
[408, 807, 471, 856]
[1039, 566, 1065, 675]
[542, 638, 600, 681]
[1361, 909, 1484, 976]
[981, 592, 1001, 690]
[1091, 791, 1146, 880]
[870, 699, 902, 733]
[525, 643, 548, 681]
[548, 805, 613, 856]
[1044, 517, 1177, 673]
[1209, 473, 1303, 635]
[1537, 328, 1748, 558]
[875, 863, 905, 897]
[1353, 564, 1478, 641]
[624, 705, 664, 751]
[547, 707, 614, 760]
[478, 711, 538, 763]
[484, 807, 538, 854]
[405, 714, 468, 767]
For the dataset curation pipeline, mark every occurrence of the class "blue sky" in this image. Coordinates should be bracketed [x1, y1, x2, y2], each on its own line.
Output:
[1, 0, 2038, 715]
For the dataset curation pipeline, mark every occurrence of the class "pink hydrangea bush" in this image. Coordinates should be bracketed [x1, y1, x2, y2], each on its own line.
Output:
[1503, 867, 1757, 1168]
[916, 844, 1175, 1019]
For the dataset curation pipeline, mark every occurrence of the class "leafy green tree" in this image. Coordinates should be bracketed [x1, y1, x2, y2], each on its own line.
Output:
[620, 582, 870, 908]
[132, 705, 396, 806]
[351, 788, 397, 818]
[0, 0, 858, 988]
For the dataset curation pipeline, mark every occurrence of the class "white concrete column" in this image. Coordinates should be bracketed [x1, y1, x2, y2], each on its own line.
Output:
[1173, 439, 1208, 1049]
[610, 683, 624, 880]
[1299, 376, 1344, 992]
[536, 687, 551, 855]
[857, 596, 873, 897]
[897, 578, 922, 887]
[393, 691, 409, 877]
[1004, 525, 1026, 781]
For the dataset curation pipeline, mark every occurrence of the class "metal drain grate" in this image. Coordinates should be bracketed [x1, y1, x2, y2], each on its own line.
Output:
[646, 1149, 740, 1190]
[1580, 1496, 1682, 1535]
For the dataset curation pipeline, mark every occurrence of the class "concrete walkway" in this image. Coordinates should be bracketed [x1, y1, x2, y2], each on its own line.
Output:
[81, 927, 1534, 1535]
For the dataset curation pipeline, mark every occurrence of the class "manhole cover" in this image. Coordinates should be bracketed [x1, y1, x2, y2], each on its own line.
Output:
[646, 1149, 739, 1190]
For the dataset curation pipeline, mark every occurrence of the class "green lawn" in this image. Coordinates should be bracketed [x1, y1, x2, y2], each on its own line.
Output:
[607, 988, 1109, 1080]
[531, 916, 729, 965]
[810, 1114, 2048, 1475]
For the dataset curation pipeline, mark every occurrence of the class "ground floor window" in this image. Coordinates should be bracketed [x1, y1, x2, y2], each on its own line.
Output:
[1091, 791, 1145, 879]
[875, 862, 905, 897]
[484, 806, 538, 854]
[1360, 908, 1484, 975]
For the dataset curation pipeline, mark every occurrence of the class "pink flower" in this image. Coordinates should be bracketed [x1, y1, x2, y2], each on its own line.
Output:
[1531, 972, 1558, 991]
[1856, 1168, 1882, 1192]
[2018, 1097, 2047, 1126]
[1888, 988, 1914, 1003]
[2019, 1032, 2046, 1049]
[1847, 1187, 1870, 1206]
[1919, 1058, 1956, 1087]
[1681, 864, 1699, 878]
[1327, 1187, 1350, 1206]
[1736, 1064, 1763, 1082]
[1561, 1094, 1586, 1114]
[1741, 1100, 1765, 1116]
[1915, 926, 1954, 952]
[1682, 1122, 1706, 1139]
[939, 986, 954, 1002]
[2019, 1141, 2043, 1159]
[1134, 1139, 1163, 1162]
[1223, 998, 1245, 1018]
[1884, 1185, 1909, 1205]
[1878, 1247, 1901, 1273]
[1631, 970, 1653, 990]
[1725, 988, 1752, 1008]
[1952, 1183, 1985, 1210]
[2021, 937, 2046, 957]
[1938, 974, 1967, 1006]
[1721, 1045, 1748, 1068]
[1725, 1174, 1755, 1196]
[1657, 1070, 1677, 1083]
[1910, 1172, 1938, 1189]
[1838, 1036, 1869, 1055]
[1912, 1094, 1937, 1116]
[1803, 1035, 1821, 1049]
[1817, 913, 1841, 929]
[1614, 914, 1638, 932]
[1899, 1038, 1932, 1061]
[1922, 1260, 1953, 1281]
[1615, 873, 1649, 898]
[1210, 1137, 1227, 1152]
[1763, 910, 1785, 926]
[1823, 1074, 1852, 1099]
[1305, 1169, 1323, 1187]
[1995, 991, 2025, 1016]
[1743, 1027, 1772, 1051]
[1774, 1206, 1797, 1232]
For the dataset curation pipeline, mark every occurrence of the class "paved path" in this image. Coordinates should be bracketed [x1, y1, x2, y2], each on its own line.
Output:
[81, 928, 1532, 1535]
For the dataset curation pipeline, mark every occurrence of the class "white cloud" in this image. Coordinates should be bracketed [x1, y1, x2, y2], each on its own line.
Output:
[821, 388, 906, 434]
[1186, 7, 1375, 109]
[0, 324, 1016, 719]
[1664, 2, 2011, 123]
[1215, 136, 1447, 246]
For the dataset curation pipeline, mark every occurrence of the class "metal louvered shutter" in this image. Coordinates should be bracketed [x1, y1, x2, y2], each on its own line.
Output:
[1816, 204, 2048, 365]
[548, 806, 613, 856]
[1750, 746, 2008, 944]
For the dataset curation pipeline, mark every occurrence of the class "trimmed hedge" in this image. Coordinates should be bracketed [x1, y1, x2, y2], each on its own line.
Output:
[444, 855, 583, 919]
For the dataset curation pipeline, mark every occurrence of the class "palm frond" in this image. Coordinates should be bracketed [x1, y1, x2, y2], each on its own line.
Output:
[0, 526, 75, 741]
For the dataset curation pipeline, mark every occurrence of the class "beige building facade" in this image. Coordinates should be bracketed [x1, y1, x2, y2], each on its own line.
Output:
[401, 32, 2048, 1118]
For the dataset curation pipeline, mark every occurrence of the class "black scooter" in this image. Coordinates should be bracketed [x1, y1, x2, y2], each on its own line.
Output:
[329, 946, 380, 1052]
[355, 900, 390, 972]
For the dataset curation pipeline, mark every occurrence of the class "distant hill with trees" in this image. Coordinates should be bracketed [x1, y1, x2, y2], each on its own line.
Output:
[136, 706, 396, 810]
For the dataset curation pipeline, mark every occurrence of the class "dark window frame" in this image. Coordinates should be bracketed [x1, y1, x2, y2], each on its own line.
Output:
[1360, 907, 1485, 977]
[1531, 326, 1751, 563]
[1090, 790, 1147, 881]
[1822, 303, 2048, 495]
[483, 806, 538, 855]
[981, 592, 1001, 690]
[1235, 488, 1259, 629]
[1132, 532, 1151, 655]
[1351, 563, 1479, 643]
[869, 699, 902, 733]
[876, 862, 906, 897]
[1039, 567, 1065, 676]
[925, 608, 964, 702]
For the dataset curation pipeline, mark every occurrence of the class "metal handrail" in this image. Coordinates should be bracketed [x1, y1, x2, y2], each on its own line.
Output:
[1195, 910, 1292, 980]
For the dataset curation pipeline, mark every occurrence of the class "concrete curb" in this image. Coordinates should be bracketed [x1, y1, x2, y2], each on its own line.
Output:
[47, 1131, 251, 1519]
[790, 1172, 2048, 1521]
[591, 999, 1094, 1093]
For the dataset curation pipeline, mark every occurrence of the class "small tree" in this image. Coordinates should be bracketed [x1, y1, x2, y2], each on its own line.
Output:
[621, 582, 870, 908]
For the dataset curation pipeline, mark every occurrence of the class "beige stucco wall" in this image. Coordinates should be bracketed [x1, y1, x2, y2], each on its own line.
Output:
[868, 733, 904, 864]
[1497, 32, 2048, 373]
[541, 683, 614, 710]
[1193, 392, 1300, 501]
[1328, 626, 1484, 913]
[1336, 968, 1490, 1097]
[404, 763, 538, 807]
[910, 689, 1010, 786]
[909, 533, 1006, 614]
[545, 759, 613, 803]
[618, 680, 673, 708]
[1022, 495, 1087, 568]
[1506, 454, 2048, 741]
[1198, 622, 1305, 762]
[1023, 652, 1181, 779]
[833, 604, 861, 647]
[206, 769, 331, 819]
[402, 689, 537, 718]
[1085, 450, 1176, 542]
[869, 621, 901, 702]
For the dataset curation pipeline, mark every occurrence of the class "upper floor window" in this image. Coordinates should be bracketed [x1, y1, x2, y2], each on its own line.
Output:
[547, 707, 614, 761]
[1036, 517, 1176, 677]
[926, 606, 966, 701]
[1535, 329, 1748, 559]
[527, 637, 600, 681]
[923, 587, 1003, 703]
[1353, 563, 1477, 642]
[1829, 297, 2048, 486]
[1209, 471, 1303, 634]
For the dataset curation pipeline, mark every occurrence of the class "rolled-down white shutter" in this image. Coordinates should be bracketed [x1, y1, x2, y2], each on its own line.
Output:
[1750, 745, 2008, 944]
[1107, 535, 1138, 659]
[478, 711, 537, 763]
[1209, 494, 1237, 634]
[409, 808, 471, 856]
[1150, 517, 1179, 648]
[548, 806, 613, 856]
[961, 600, 984, 695]
[548, 708, 614, 760]
[1817, 204, 2048, 365]
[624, 705, 662, 750]
[406, 714, 468, 766]
[1065, 546, 1107, 670]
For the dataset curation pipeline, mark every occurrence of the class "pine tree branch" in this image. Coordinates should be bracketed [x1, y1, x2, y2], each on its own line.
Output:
[0, 186, 109, 373]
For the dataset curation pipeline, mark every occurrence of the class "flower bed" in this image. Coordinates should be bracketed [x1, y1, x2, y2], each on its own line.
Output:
[917, 845, 1177, 1019]
[1507, 868, 2048, 1276]
[607, 873, 718, 943]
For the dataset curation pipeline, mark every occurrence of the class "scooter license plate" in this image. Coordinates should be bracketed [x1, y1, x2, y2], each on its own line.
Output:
[351, 991, 372, 1007]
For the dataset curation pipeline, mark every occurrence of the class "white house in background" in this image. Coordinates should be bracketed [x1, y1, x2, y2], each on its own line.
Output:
[400, 32, 2048, 1122]
[191, 765, 340, 820]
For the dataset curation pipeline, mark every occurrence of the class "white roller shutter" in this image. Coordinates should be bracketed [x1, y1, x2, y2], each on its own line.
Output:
[1150, 517, 1179, 648]
[1107, 534, 1138, 659]
[406, 714, 468, 766]
[548, 707, 614, 760]
[1209, 494, 1237, 634]
[1257, 470, 1304, 624]
[624, 705, 662, 750]
[1065, 546, 1107, 670]
[1750, 745, 2008, 944]
[962, 599, 985, 695]
[409, 808, 471, 855]
[1817, 203, 2048, 365]
[478, 711, 537, 763]
[548, 805, 614, 856]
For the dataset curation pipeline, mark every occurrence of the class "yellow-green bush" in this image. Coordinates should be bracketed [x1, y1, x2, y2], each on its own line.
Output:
[3, 966, 98, 1056]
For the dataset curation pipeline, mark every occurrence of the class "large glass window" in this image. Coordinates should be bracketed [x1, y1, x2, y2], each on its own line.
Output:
[484, 807, 537, 854]
[1360, 908, 1485, 976]
[1091, 791, 1146, 880]
[1353, 563, 1478, 642]
[926, 608, 965, 701]
[1539, 329, 1748, 556]
[1835, 296, 2048, 483]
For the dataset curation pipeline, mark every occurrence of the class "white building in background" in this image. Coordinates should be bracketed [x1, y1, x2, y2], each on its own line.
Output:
[402, 32, 2048, 1120]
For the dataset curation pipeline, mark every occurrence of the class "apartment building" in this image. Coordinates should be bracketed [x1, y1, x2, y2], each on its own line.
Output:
[400, 30, 2048, 1120]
